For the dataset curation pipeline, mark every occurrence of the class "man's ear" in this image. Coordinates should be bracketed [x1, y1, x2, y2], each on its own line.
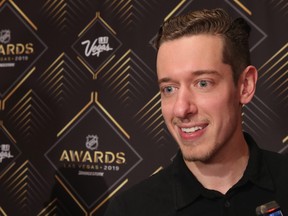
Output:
[239, 66, 258, 105]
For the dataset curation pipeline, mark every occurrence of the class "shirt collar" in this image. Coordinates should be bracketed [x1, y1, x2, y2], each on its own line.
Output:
[241, 132, 275, 191]
[171, 132, 275, 210]
[172, 150, 202, 210]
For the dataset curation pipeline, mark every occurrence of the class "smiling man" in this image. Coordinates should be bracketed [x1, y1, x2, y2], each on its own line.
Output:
[104, 8, 288, 215]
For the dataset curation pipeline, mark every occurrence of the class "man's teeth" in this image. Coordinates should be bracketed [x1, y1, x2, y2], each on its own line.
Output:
[181, 126, 203, 133]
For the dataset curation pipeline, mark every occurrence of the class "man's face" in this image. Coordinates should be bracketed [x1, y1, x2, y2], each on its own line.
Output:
[157, 35, 243, 163]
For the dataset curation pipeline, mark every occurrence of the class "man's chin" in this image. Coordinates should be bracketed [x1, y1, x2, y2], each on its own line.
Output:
[181, 147, 214, 163]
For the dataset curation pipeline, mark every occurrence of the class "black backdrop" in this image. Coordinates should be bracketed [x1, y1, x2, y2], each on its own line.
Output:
[0, 0, 287, 215]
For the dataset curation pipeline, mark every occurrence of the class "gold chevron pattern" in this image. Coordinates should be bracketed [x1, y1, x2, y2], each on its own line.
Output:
[0, 0, 287, 215]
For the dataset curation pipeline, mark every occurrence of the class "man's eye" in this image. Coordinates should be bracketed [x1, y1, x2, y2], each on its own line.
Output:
[198, 80, 209, 88]
[162, 86, 175, 94]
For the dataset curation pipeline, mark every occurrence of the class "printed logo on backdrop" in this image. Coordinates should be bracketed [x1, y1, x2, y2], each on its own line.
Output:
[45, 105, 142, 207]
[86, 134, 99, 150]
[59, 133, 126, 177]
[0, 124, 21, 174]
[0, 144, 13, 163]
[72, 12, 121, 74]
[81, 36, 113, 58]
[0, 29, 11, 44]
[0, 3, 47, 98]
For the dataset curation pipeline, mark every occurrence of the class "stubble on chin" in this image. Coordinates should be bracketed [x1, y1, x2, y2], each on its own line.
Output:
[180, 144, 216, 163]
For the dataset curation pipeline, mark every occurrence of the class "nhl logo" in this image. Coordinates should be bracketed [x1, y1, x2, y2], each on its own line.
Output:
[85, 135, 99, 150]
[0, 30, 11, 44]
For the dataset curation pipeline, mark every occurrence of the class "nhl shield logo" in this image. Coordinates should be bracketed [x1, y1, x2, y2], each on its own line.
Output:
[0, 30, 11, 44]
[85, 135, 99, 150]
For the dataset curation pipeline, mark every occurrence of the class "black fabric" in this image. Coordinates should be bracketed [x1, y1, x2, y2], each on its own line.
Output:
[104, 133, 288, 216]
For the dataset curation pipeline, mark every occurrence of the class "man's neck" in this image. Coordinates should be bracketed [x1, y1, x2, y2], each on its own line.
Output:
[185, 137, 249, 194]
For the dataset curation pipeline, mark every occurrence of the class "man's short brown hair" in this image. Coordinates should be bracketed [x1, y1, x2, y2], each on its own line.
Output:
[155, 8, 251, 84]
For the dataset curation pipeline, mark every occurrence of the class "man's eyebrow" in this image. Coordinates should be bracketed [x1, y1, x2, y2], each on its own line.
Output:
[158, 77, 172, 85]
[192, 70, 220, 76]
[158, 70, 221, 85]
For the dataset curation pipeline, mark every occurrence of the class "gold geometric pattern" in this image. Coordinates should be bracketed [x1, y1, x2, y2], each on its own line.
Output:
[259, 43, 288, 105]
[0, 207, 8, 216]
[0, 161, 50, 214]
[7, 89, 52, 140]
[0, 0, 287, 215]
[38, 53, 90, 103]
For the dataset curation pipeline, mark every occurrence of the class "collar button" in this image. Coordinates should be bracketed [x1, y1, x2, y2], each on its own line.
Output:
[224, 200, 231, 208]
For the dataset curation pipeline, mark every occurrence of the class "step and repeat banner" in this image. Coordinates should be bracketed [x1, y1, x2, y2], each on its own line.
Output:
[0, 0, 287, 215]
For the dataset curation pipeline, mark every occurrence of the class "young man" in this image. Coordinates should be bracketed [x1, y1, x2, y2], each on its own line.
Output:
[104, 8, 288, 215]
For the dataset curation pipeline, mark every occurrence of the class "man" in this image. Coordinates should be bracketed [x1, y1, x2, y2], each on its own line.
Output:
[104, 8, 288, 215]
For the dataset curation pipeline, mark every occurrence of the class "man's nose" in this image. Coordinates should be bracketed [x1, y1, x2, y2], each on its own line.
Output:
[173, 87, 197, 119]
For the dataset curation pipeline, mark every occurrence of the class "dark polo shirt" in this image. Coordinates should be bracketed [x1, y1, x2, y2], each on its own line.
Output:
[105, 133, 288, 215]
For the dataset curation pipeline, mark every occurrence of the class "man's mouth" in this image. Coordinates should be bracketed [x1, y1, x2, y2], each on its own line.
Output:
[180, 125, 207, 133]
